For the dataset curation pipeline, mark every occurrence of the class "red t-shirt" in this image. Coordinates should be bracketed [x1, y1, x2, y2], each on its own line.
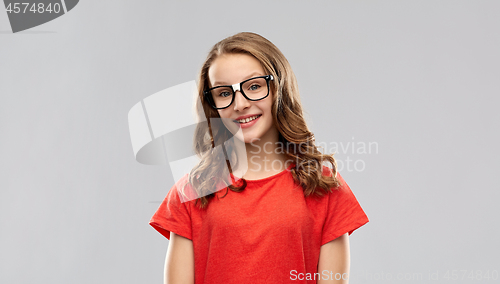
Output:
[149, 164, 369, 283]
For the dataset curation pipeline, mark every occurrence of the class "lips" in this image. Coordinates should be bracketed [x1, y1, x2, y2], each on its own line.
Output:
[234, 114, 262, 124]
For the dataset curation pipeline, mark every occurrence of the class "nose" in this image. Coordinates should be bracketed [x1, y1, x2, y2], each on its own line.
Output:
[233, 89, 250, 111]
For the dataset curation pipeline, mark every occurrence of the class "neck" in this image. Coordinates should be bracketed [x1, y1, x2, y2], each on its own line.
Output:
[231, 129, 290, 179]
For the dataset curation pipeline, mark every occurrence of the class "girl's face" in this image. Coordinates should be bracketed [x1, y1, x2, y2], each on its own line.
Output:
[208, 53, 277, 144]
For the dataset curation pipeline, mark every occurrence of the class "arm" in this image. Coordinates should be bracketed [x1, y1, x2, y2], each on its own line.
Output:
[164, 232, 195, 284]
[317, 233, 350, 284]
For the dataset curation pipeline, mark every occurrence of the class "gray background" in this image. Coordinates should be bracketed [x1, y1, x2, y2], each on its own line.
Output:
[1, 1, 498, 283]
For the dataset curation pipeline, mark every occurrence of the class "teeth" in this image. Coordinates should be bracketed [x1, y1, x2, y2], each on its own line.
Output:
[237, 115, 260, 123]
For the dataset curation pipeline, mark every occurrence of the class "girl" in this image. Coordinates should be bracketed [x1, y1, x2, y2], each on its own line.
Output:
[150, 32, 369, 284]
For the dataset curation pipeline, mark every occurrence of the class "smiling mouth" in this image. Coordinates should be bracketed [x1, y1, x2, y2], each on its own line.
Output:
[234, 114, 262, 124]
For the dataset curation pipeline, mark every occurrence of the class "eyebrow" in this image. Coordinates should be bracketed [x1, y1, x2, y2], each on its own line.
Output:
[213, 72, 264, 87]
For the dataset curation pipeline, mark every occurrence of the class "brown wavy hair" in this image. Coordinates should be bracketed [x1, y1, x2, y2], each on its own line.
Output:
[182, 32, 341, 209]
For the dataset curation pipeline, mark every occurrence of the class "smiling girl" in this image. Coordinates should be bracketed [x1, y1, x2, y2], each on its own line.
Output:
[150, 32, 369, 284]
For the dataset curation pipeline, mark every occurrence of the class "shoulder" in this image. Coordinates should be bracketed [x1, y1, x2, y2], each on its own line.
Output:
[317, 166, 352, 204]
[320, 165, 346, 185]
[321, 165, 334, 177]
[167, 173, 197, 204]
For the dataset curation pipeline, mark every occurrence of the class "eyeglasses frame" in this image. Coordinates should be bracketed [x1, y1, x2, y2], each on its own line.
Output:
[203, 75, 274, 110]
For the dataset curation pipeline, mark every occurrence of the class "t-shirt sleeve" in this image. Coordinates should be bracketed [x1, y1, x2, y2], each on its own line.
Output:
[321, 172, 369, 245]
[149, 180, 193, 241]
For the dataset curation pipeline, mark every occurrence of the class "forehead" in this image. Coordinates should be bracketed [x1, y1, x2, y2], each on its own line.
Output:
[208, 53, 265, 85]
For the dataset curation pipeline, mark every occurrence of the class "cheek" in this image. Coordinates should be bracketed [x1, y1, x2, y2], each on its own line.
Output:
[261, 99, 274, 118]
[216, 110, 239, 134]
[217, 109, 230, 118]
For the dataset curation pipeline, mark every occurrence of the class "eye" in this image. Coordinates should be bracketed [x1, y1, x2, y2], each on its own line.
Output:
[218, 91, 231, 98]
[248, 84, 261, 91]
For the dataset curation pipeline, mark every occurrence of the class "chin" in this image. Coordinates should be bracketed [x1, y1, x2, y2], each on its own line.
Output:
[240, 129, 263, 144]
[245, 137, 261, 144]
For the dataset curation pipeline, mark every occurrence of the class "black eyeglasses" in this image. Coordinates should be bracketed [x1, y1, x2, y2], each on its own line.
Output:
[204, 75, 274, 109]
